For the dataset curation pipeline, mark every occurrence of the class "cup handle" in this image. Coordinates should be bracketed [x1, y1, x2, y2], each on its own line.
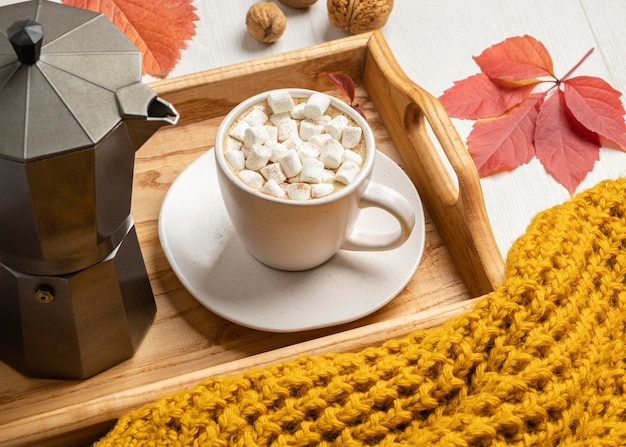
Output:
[341, 181, 416, 251]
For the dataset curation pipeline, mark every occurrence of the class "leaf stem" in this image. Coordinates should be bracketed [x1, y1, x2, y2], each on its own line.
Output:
[546, 83, 559, 95]
[560, 47, 595, 82]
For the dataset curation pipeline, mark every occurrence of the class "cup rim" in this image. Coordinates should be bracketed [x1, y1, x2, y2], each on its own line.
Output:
[214, 88, 376, 205]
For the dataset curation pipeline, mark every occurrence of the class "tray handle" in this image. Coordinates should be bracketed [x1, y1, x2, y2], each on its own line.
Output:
[363, 31, 504, 297]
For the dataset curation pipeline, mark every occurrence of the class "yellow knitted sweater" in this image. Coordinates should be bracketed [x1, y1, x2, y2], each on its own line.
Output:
[97, 178, 626, 447]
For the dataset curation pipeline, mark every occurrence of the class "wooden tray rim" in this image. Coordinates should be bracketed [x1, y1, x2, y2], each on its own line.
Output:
[0, 31, 489, 447]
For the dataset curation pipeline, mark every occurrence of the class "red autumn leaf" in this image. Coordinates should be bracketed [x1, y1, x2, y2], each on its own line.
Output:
[562, 76, 626, 151]
[439, 73, 537, 120]
[535, 90, 600, 195]
[474, 35, 555, 86]
[468, 93, 544, 176]
[439, 34, 626, 194]
[62, 0, 198, 79]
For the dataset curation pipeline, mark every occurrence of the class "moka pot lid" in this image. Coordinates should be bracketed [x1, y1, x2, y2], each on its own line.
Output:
[0, 0, 146, 162]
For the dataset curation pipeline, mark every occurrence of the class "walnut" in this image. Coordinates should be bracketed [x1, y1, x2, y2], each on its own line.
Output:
[278, 0, 318, 7]
[327, 0, 393, 35]
[246, 2, 287, 43]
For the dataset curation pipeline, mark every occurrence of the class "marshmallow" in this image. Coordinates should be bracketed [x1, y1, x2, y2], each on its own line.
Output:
[242, 144, 252, 159]
[225, 149, 245, 171]
[304, 93, 331, 120]
[242, 107, 268, 127]
[282, 137, 302, 149]
[326, 115, 348, 140]
[341, 125, 362, 149]
[261, 179, 286, 198]
[311, 183, 335, 198]
[260, 162, 287, 183]
[245, 144, 272, 171]
[239, 170, 264, 189]
[297, 142, 320, 161]
[309, 133, 332, 149]
[278, 149, 303, 178]
[269, 112, 291, 125]
[343, 149, 363, 166]
[264, 125, 278, 143]
[301, 158, 324, 184]
[266, 141, 289, 162]
[317, 115, 332, 126]
[275, 117, 299, 142]
[299, 119, 324, 141]
[321, 139, 344, 169]
[267, 90, 295, 114]
[226, 137, 243, 152]
[322, 169, 335, 182]
[243, 126, 269, 148]
[229, 120, 250, 141]
[335, 161, 360, 185]
[287, 183, 311, 200]
[290, 102, 306, 120]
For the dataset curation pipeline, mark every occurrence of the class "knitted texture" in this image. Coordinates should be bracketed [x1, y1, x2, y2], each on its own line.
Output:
[97, 178, 626, 447]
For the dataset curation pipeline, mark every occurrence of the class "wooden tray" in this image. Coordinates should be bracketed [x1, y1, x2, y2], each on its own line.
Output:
[0, 31, 504, 447]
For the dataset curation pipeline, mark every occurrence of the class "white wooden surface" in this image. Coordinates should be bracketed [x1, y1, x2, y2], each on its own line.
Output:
[2, 0, 625, 257]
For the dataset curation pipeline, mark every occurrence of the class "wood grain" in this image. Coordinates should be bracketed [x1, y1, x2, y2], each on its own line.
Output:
[363, 32, 505, 297]
[0, 33, 481, 447]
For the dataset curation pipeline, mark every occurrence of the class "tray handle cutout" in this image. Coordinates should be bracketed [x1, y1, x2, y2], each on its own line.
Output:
[364, 31, 504, 297]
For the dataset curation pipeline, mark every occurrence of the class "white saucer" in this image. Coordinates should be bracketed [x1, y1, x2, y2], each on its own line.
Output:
[158, 149, 425, 332]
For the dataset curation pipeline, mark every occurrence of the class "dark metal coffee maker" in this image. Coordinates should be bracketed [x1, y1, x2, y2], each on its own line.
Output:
[0, 0, 179, 379]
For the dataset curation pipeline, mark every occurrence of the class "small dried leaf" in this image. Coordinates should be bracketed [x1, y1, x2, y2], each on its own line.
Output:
[324, 73, 356, 103]
[323, 72, 367, 120]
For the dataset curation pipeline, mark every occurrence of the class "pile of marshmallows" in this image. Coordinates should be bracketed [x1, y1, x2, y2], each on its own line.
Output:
[224, 91, 364, 200]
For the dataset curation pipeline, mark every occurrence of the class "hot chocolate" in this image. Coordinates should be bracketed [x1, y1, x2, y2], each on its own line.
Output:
[223, 91, 366, 200]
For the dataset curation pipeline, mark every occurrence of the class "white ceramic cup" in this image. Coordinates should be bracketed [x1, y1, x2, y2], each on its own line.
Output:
[214, 88, 416, 271]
